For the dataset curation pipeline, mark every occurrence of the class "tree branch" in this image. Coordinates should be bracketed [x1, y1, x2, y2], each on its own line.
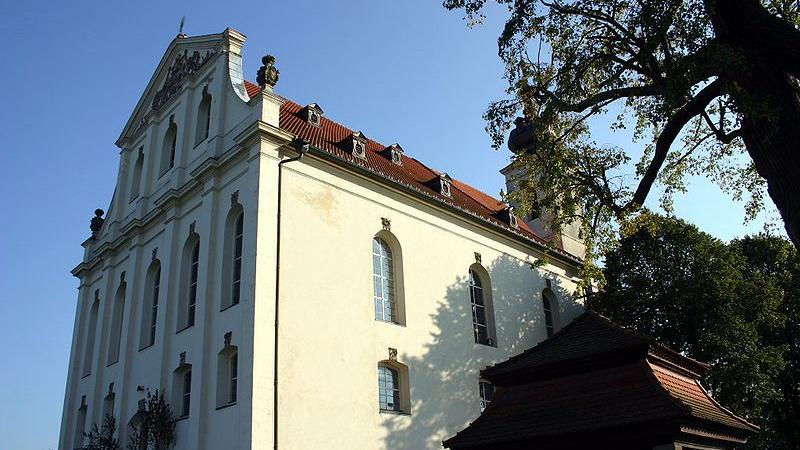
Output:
[628, 78, 727, 209]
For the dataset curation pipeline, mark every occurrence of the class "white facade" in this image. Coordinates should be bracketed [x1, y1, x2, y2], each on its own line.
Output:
[59, 28, 585, 450]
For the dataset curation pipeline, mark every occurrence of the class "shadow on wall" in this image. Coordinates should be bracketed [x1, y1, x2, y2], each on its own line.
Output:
[381, 254, 582, 449]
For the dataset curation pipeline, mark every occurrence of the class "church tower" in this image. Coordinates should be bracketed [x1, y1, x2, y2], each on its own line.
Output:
[500, 118, 587, 259]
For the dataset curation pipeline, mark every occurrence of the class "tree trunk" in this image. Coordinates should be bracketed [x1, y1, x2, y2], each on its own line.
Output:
[706, 0, 800, 249]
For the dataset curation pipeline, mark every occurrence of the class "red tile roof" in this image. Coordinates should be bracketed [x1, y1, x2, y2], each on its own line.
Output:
[243, 81, 581, 261]
[444, 312, 758, 449]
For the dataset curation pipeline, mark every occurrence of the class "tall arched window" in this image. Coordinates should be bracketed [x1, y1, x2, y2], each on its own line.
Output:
[130, 148, 144, 201]
[542, 288, 559, 337]
[140, 260, 161, 349]
[377, 361, 410, 414]
[82, 292, 99, 377]
[160, 121, 177, 175]
[172, 358, 192, 418]
[74, 397, 87, 449]
[469, 265, 496, 346]
[222, 205, 244, 309]
[107, 282, 126, 365]
[373, 237, 395, 323]
[178, 235, 200, 330]
[194, 88, 212, 145]
[217, 339, 238, 407]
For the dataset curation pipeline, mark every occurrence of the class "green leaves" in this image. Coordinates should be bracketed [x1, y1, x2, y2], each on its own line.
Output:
[443, 0, 792, 275]
[592, 214, 800, 449]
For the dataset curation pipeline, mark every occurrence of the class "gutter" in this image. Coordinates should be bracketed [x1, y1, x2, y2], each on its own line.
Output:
[273, 138, 309, 450]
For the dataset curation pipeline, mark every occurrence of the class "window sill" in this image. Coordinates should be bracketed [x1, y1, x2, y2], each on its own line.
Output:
[176, 415, 189, 422]
[193, 138, 208, 149]
[220, 302, 239, 313]
[215, 401, 237, 411]
[81, 372, 91, 379]
[379, 409, 411, 416]
[106, 360, 119, 368]
[375, 319, 406, 328]
[138, 343, 154, 352]
[475, 341, 498, 349]
[176, 324, 194, 334]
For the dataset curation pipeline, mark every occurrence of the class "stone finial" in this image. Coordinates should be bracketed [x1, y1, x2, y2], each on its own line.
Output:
[224, 331, 232, 347]
[90, 209, 105, 238]
[256, 55, 280, 88]
[381, 217, 391, 231]
[388, 347, 398, 361]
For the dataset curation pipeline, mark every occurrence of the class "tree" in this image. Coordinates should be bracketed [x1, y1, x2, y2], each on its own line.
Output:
[127, 389, 176, 450]
[444, 0, 800, 263]
[83, 414, 120, 450]
[592, 212, 800, 449]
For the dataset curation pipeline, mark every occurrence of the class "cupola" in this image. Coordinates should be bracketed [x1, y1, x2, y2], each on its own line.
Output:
[301, 103, 324, 127]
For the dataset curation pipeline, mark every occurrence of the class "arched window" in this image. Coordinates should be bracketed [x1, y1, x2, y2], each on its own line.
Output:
[178, 235, 200, 330]
[130, 148, 144, 201]
[479, 379, 494, 411]
[140, 260, 161, 349]
[217, 339, 239, 407]
[160, 121, 177, 175]
[82, 292, 99, 377]
[469, 265, 496, 346]
[194, 88, 212, 145]
[107, 282, 126, 365]
[542, 288, 559, 337]
[74, 396, 87, 449]
[372, 233, 405, 324]
[103, 385, 116, 419]
[172, 357, 192, 418]
[377, 361, 410, 414]
[222, 205, 244, 309]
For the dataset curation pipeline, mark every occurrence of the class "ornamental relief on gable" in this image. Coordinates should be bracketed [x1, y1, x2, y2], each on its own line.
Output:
[151, 49, 215, 111]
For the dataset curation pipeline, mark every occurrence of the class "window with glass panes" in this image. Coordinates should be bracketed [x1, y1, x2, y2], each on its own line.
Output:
[479, 380, 494, 411]
[469, 270, 489, 344]
[232, 214, 243, 305]
[542, 293, 555, 337]
[378, 365, 401, 412]
[372, 238, 395, 322]
[149, 268, 160, 346]
[182, 370, 192, 417]
[187, 242, 199, 327]
[229, 353, 238, 404]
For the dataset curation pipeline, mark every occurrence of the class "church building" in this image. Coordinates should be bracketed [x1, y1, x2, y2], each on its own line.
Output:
[59, 28, 586, 450]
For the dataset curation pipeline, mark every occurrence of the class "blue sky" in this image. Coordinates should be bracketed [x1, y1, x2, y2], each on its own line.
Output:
[0, 1, 776, 449]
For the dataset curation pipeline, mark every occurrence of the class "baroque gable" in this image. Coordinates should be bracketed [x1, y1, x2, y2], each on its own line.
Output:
[116, 28, 249, 148]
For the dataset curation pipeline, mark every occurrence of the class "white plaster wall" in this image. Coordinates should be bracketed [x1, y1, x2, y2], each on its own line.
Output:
[268, 156, 584, 450]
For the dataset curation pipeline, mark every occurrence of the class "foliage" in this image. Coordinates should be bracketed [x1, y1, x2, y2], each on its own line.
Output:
[83, 414, 120, 450]
[592, 212, 800, 449]
[127, 389, 177, 450]
[444, 0, 800, 277]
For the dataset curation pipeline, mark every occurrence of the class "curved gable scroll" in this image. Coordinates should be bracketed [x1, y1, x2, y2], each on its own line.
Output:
[116, 29, 247, 149]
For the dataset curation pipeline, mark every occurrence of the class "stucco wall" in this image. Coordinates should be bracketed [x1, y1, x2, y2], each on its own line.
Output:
[269, 156, 584, 449]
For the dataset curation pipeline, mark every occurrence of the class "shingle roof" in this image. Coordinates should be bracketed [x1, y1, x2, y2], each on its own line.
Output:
[482, 311, 706, 383]
[443, 312, 758, 449]
[244, 81, 581, 261]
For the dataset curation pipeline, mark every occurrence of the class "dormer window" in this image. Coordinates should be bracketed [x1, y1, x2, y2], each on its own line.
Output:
[385, 143, 404, 166]
[347, 131, 368, 160]
[302, 103, 324, 127]
[438, 173, 452, 198]
[497, 206, 519, 228]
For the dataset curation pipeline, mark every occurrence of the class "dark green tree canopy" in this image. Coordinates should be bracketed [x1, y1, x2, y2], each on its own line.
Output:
[445, 0, 800, 265]
[592, 213, 800, 449]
